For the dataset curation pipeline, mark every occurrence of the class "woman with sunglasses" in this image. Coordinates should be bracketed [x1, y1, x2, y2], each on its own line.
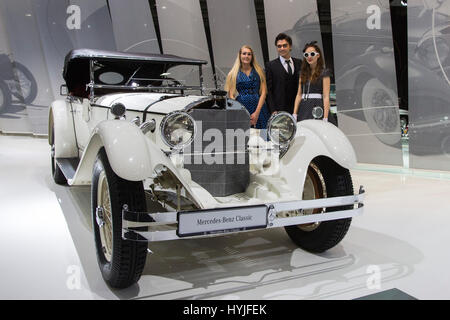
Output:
[225, 45, 270, 129]
[293, 41, 331, 122]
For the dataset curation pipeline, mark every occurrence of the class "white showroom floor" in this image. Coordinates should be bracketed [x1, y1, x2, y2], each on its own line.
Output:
[1, 134, 450, 300]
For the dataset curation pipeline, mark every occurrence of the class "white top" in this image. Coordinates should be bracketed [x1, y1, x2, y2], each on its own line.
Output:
[279, 56, 294, 74]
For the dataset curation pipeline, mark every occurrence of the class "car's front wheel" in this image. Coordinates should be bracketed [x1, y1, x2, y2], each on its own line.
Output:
[284, 157, 353, 253]
[91, 148, 148, 288]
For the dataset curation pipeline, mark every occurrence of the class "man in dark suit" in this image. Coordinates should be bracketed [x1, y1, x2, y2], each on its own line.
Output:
[265, 33, 302, 117]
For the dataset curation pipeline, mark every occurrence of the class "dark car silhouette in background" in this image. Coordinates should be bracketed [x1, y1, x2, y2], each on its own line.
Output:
[0, 53, 38, 113]
[283, 2, 450, 155]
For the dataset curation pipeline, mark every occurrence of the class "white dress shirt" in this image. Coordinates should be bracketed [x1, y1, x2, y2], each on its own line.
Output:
[279, 56, 294, 74]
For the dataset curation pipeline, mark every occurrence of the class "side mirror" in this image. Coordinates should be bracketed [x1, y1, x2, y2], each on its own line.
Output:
[60, 84, 68, 96]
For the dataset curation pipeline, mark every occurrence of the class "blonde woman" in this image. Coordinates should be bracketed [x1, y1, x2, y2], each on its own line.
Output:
[225, 45, 269, 129]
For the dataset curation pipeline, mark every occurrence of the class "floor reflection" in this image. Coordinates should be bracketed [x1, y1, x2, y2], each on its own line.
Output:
[53, 183, 422, 300]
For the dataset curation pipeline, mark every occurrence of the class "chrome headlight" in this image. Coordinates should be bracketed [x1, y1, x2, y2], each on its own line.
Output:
[160, 111, 196, 149]
[267, 112, 297, 146]
[312, 106, 324, 119]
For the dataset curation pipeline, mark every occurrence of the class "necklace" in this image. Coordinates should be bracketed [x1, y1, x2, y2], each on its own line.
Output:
[303, 81, 311, 100]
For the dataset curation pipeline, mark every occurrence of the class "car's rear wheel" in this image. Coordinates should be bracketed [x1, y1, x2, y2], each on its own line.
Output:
[0, 80, 11, 113]
[361, 77, 400, 146]
[91, 148, 148, 289]
[50, 126, 67, 185]
[284, 157, 353, 253]
[11, 62, 38, 104]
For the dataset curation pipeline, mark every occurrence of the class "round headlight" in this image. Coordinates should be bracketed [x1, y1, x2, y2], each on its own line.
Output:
[312, 106, 324, 119]
[111, 103, 126, 119]
[160, 111, 196, 149]
[267, 112, 297, 145]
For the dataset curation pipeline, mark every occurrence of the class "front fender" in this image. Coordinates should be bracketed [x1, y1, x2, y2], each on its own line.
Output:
[48, 99, 78, 158]
[70, 120, 153, 184]
[280, 120, 356, 196]
[70, 120, 212, 209]
[337, 51, 397, 91]
[300, 120, 356, 169]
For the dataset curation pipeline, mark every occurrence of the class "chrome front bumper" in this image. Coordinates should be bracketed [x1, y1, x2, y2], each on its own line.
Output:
[122, 186, 365, 242]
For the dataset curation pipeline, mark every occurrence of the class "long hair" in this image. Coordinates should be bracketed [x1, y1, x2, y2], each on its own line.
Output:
[225, 45, 266, 98]
[300, 41, 325, 85]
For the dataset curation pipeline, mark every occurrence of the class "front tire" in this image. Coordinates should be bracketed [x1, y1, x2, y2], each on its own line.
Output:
[91, 148, 148, 289]
[285, 157, 354, 253]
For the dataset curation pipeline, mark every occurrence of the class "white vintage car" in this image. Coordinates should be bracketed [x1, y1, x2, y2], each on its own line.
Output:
[49, 49, 365, 289]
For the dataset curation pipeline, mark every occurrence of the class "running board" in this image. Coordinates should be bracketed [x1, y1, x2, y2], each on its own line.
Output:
[56, 157, 80, 180]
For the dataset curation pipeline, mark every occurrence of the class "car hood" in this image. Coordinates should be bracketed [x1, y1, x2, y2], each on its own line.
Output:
[95, 92, 206, 114]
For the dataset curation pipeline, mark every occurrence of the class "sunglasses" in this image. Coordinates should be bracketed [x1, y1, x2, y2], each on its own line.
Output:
[303, 51, 319, 58]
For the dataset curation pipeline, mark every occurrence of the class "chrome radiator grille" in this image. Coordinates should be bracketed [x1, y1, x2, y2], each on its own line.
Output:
[183, 108, 250, 197]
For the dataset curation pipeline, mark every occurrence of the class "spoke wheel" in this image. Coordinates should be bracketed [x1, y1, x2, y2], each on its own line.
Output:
[11, 63, 37, 104]
[97, 171, 113, 262]
[361, 77, 400, 146]
[298, 163, 327, 232]
[91, 148, 148, 289]
[284, 157, 354, 253]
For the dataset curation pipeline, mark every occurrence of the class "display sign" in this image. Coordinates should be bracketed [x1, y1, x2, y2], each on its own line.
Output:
[178, 205, 268, 237]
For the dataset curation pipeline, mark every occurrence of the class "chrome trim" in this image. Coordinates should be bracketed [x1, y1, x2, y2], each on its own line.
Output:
[139, 119, 156, 134]
[269, 206, 363, 228]
[131, 116, 141, 126]
[89, 59, 95, 103]
[87, 83, 202, 92]
[96, 206, 105, 228]
[122, 186, 365, 242]
[122, 206, 364, 242]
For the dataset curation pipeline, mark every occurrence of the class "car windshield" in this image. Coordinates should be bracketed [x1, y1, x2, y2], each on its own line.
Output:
[93, 60, 202, 93]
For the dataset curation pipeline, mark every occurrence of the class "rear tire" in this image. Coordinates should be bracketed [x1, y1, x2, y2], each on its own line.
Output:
[285, 157, 353, 253]
[361, 77, 400, 146]
[91, 148, 148, 289]
[11, 63, 38, 104]
[0, 81, 11, 113]
[50, 126, 67, 185]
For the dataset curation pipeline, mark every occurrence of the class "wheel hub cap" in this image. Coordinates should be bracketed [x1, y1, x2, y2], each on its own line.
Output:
[97, 172, 113, 262]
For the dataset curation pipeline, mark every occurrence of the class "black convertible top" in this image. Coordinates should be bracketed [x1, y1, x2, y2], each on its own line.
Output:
[62, 48, 207, 94]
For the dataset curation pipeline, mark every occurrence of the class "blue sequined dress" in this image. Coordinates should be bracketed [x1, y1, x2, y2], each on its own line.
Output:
[235, 69, 270, 129]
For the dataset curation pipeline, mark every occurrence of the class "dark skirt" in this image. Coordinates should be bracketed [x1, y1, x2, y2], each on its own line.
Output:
[297, 98, 323, 121]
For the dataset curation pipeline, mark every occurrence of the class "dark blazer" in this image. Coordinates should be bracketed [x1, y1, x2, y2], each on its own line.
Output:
[265, 57, 302, 114]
